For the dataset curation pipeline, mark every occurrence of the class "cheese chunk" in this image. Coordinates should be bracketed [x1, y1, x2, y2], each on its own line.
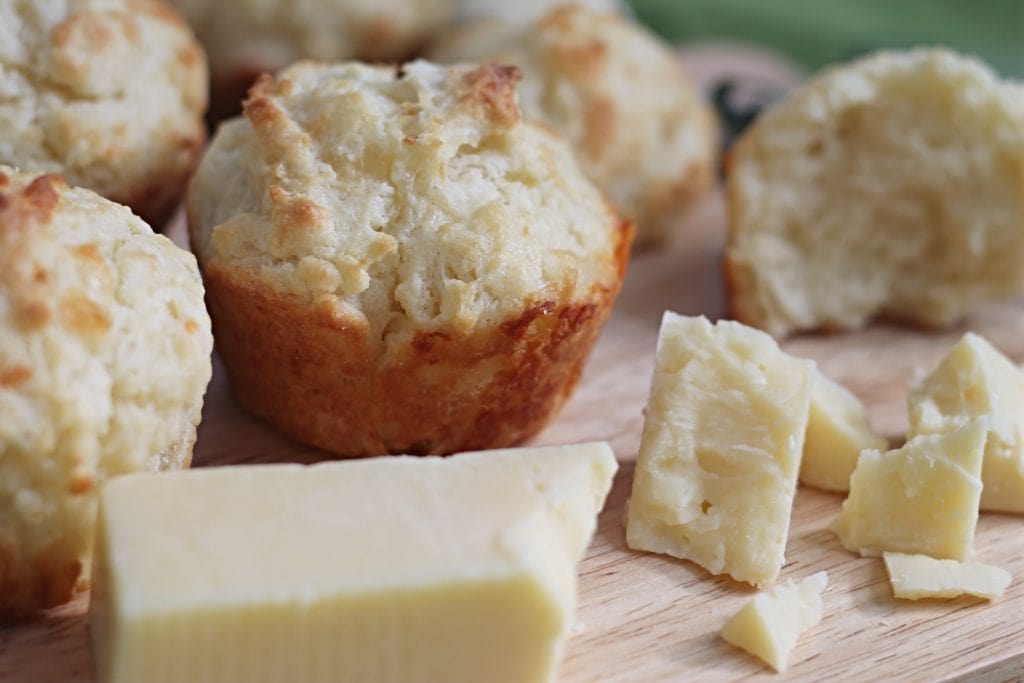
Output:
[625, 313, 813, 586]
[800, 371, 887, 491]
[89, 443, 618, 683]
[831, 422, 986, 560]
[720, 571, 828, 672]
[909, 333, 1024, 513]
[883, 552, 1011, 600]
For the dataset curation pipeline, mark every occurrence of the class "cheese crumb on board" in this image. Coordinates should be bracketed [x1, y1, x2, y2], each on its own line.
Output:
[908, 332, 1024, 514]
[800, 370, 888, 492]
[89, 443, 617, 683]
[625, 313, 813, 587]
[883, 552, 1011, 600]
[831, 421, 986, 560]
[720, 571, 829, 672]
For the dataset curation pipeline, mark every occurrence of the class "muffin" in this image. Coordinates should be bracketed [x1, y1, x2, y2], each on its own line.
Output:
[725, 48, 1024, 338]
[171, 0, 457, 118]
[430, 6, 718, 245]
[0, 167, 213, 614]
[188, 60, 631, 457]
[0, 0, 208, 227]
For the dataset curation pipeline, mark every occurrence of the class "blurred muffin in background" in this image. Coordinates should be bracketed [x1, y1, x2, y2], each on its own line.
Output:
[172, 0, 457, 119]
[457, 0, 626, 24]
[431, 6, 718, 246]
[0, 0, 208, 227]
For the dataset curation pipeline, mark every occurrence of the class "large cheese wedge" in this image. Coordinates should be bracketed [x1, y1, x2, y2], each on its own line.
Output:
[89, 443, 618, 683]
[720, 571, 828, 672]
[831, 421, 986, 560]
[625, 313, 813, 586]
[908, 332, 1024, 513]
[800, 371, 887, 492]
[883, 552, 1011, 600]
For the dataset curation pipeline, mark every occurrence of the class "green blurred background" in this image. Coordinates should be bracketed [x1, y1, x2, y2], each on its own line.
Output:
[626, 0, 1024, 77]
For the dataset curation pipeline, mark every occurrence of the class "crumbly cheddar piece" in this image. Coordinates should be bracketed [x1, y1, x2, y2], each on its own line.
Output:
[90, 443, 618, 683]
[909, 333, 1024, 513]
[800, 371, 887, 492]
[625, 313, 813, 587]
[883, 552, 1011, 601]
[720, 571, 828, 673]
[831, 422, 986, 560]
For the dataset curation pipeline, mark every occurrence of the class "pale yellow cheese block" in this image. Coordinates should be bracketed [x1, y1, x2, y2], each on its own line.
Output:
[908, 332, 1024, 513]
[625, 313, 813, 587]
[89, 443, 618, 683]
[720, 571, 828, 672]
[800, 371, 887, 492]
[831, 421, 986, 561]
[883, 552, 1011, 600]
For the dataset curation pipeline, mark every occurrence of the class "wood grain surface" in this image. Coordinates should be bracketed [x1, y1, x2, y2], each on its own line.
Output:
[2, 190, 1023, 682]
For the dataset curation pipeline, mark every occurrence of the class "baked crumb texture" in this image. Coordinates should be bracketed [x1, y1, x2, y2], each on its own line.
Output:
[189, 60, 631, 457]
[726, 48, 1024, 338]
[431, 6, 718, 245]
[0, 167, 212, 614]
[0, 0, 208, 227]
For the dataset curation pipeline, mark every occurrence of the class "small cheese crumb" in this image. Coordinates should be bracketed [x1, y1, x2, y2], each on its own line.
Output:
[883, 552, 1011, 600]
[720, 571, 828, 672]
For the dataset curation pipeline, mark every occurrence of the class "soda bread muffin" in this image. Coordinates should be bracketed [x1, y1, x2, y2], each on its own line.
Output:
[0, 167, 213, 614]
[171, 0, 456, 118]
[189, 60, 631, 457]
[430, 6, 717, 245]
[725, 49, 1024, 338]
[0, 0, 208, 227]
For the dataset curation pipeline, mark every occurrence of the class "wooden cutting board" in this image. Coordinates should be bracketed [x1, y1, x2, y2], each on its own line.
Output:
[1, 191, 1022, 683]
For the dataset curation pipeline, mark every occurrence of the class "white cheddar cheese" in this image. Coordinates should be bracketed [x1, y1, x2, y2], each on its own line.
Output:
[800, 370, 887, 492]
[831, 422, 986, 560]
[883, 552, 1011, 600]
[720, 571, 828, 672]
[89, 443, 618, 683]
[908, 332, 1024, 513]
[625, 313, 813, 586]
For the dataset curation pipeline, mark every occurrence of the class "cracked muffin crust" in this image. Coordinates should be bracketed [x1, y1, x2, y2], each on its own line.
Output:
[0, 167, 213, 614]
[0, 0, 207, 226]
[189, 60, 631, 457]
[430, 6, 718, 245]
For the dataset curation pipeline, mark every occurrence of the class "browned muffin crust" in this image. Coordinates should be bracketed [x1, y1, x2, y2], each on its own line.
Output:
[200, 218, 631, 456]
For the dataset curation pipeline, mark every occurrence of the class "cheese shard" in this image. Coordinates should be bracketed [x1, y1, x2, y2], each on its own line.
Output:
[625, 313, 813, 586]
[883, 552, 1011, 600]
[831, 421, 986, 560]
[800, 371, 888, 492]
[89, 443, 618, 683]
[908, 332, 1024, 513]
[720, 571, 828, 672]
